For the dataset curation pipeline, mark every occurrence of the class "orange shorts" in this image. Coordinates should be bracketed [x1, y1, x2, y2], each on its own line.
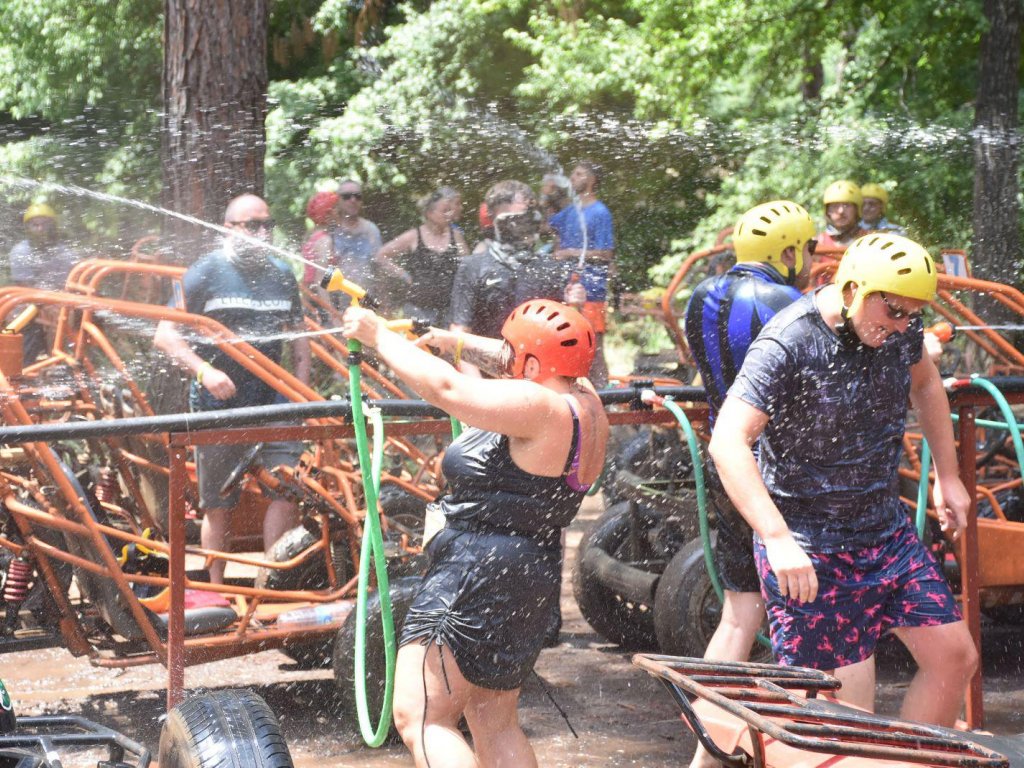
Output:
[582, 301, 607, 334]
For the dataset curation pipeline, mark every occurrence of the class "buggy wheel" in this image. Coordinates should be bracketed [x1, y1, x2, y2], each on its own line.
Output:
[257, 525, 350, 670]
[332, 576, 422, 737]
[255, 526, 332, 592]
[604, 427, 692, 505]
[654, 535, 772, 662]
[571, 503, 659, 649]
[158, 689, 292, 768]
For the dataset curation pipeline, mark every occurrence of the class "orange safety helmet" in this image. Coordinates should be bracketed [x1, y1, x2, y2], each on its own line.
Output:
[306, 191, 339, 226]
[502, 300, 595, 380]
[478, 201, 493, 229]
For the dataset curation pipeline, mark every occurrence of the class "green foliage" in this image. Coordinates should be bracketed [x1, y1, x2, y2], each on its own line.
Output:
[0, 0, 1017, 294]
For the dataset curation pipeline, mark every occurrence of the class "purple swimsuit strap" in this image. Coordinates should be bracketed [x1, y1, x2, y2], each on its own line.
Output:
[562, 396, 591, 493]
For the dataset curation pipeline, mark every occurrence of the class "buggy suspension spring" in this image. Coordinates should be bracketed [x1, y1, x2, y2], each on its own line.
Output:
[3, 557, 31, 604]
[2, 556, 32, 635]
[93, 468, 119, 504]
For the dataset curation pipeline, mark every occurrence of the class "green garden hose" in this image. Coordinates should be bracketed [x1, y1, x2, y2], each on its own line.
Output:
[349, 338, 396, 747]
[969, 376, 1024, 470]
[659, 394, 769, 649]
[916, 438, 931, 540]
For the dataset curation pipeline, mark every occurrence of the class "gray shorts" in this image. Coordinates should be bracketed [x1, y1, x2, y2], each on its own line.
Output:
[195, 434, 303, 510]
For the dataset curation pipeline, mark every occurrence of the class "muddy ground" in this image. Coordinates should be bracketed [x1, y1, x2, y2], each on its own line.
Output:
[4, 497, 1024, 767]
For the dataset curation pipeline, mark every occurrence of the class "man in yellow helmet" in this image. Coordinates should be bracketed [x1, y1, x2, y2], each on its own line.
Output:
[683, 200, 816, 768]
[710, 233, 976, 727]
[6, 203, 80, 362]
[859, 182, 907, 236]
[818, 179, 867, 249]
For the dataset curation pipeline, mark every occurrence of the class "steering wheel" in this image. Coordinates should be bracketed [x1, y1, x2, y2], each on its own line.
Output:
[218, 443, 264, 499]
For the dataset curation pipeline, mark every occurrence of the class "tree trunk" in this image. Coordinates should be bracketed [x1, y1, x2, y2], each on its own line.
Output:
[972, 0, 1022, 307]
[161, 0, 269, 264]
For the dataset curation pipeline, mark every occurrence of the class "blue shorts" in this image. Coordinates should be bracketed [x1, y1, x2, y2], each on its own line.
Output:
[754, 517, 961, 670]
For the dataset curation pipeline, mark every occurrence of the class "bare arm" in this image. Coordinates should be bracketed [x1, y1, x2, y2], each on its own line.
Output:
[424, 324, 508, 378]
[909, 352, 969, 539]
[154, 320, 236, 400]
[373, 230, 414, 284]
[709, 395, 817, 603]
[344, 307, 557, 437]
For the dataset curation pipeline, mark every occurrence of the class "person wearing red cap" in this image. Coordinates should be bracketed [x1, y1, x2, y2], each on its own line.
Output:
[301, 190, 339, 287]
[342, 298, 608, 768]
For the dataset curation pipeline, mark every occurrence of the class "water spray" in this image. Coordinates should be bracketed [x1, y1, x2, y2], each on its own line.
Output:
[926, 321, 1024, 343]
[1, 176, 332, 277]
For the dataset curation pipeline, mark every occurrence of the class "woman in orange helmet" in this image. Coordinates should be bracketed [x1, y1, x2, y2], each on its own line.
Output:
[342, 299, 608, 768]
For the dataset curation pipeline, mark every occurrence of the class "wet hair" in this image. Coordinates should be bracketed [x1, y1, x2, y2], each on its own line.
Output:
[484, 180, 536, 216]
[417, 186, 460, 216]
[542, 173, 570, 192]
[574, 159, 604, 190]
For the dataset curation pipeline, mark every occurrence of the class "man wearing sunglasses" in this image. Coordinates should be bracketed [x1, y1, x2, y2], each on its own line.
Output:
[328, 179, 382, 299]
[154, 193, 311, 583]
[711, 233, 976, 729]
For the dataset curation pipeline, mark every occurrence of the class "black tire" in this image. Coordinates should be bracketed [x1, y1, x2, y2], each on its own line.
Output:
[571, 503, 660, 649]
[257, 525, 350, 670]
[604, 427, 692, 505]
[654, 535, 772, 662]
[256, 526, 332, 592]
[332, 576, 422, 735]
[378, 486, 427, 547]
[159, 689, 292, 768]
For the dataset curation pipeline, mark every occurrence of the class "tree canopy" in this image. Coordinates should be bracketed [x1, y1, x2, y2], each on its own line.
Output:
[1, 0, 1020, 288]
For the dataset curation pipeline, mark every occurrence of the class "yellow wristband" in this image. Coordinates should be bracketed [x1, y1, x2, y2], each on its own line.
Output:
[453, 335, 465, 368]
[197, 361, 213, 385]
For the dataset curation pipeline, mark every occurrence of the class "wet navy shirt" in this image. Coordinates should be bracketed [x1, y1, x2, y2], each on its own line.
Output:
[684, 262, 801, 420]
[175, 249, 303, 412]
[728, 290, 923, 552]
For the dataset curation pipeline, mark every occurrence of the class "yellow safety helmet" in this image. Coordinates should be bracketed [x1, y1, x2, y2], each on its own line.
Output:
[823, 180, 863, 213]
[23, 203, 57, 223]
[834, 233, 936, 318]
[733, 200, 816, 282]
[859, 183, 889, 212]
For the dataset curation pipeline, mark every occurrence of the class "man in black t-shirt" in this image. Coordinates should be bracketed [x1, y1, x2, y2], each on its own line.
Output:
[154, 194, 311, 583]
[449, 180, 575, 372]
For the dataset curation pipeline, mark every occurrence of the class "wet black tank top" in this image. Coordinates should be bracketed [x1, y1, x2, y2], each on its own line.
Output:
[439, 412, 587, 547]
[401, 226, 461, 321]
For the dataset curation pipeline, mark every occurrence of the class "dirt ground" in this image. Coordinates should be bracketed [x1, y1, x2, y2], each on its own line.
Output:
[4, 496, 1024, 767]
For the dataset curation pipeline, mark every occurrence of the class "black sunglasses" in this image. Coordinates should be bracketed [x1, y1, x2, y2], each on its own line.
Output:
[230, 218, 275, 234]
[339, 192, 362, 201]
[807, 239, 818, 256]
[878, 292, 922, 322]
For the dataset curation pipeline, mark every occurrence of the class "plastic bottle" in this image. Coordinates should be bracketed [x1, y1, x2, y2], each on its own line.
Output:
[276, 601, 354, 627]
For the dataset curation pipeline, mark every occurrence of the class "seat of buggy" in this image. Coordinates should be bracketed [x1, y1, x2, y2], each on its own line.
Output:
[51, 451, 237, 640]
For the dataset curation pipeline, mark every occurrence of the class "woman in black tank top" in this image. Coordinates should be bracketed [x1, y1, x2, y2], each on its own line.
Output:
[342, 298, 608, 768]
[375, 187, 468, 325]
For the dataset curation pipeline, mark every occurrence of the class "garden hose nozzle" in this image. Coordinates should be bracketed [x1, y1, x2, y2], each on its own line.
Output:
[321, 267, 367, 304]
[926, 321, 955, 343]
[385, 318, 431, 338]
